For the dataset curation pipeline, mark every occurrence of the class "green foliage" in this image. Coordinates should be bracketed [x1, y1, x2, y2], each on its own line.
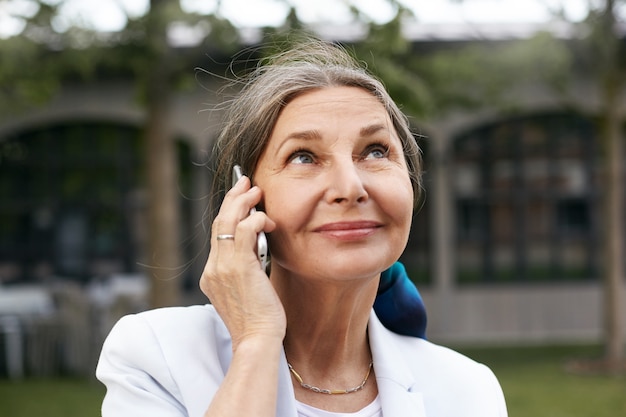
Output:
[0, 2, 60, 113]
[0, 0, 593, 123]
[254, 6, 314, 54]
[352, 7, 437, 118]
[579, 2, 626, 77]
[419, 32, 573, 113]
[0, 1, 104, 114]
[0, 36, 58, 110]
[334, 5, 577, 121]
[361, 23, 575, 118]
[0, 0, 241, 115]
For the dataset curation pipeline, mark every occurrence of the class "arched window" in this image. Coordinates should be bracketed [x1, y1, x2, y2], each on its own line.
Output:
[0, 121, 192, 284]
[452, 112, 601, 283]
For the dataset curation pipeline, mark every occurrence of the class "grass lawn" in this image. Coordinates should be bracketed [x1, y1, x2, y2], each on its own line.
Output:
[0, 344, 624, 417]
[459, 344, 626, 417]
[0, 377, 105, 417]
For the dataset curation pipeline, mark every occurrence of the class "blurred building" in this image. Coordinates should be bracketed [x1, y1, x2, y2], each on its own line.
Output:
[0, 22, 624, 371]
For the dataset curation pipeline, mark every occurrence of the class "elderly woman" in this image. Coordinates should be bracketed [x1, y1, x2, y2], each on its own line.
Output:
[96, 39, 507, 417]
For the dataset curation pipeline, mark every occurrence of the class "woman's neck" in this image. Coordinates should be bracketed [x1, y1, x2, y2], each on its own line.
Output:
[272, 268, 378, 371]
[270, 267, 381, 412]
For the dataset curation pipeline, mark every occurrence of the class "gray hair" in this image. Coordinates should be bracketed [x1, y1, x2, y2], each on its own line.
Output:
[211, 38, 423, 216]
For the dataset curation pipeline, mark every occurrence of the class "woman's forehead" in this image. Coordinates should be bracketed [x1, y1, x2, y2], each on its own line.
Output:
[276, 87, 391, 128]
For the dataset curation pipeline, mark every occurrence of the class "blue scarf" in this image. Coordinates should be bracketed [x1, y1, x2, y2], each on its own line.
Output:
[374, 262, 427, 339]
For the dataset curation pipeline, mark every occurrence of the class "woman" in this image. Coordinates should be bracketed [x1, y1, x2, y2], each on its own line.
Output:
[97, 39, 507, 417]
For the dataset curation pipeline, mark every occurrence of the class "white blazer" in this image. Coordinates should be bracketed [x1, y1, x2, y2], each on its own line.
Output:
[96, 305, 507, 417]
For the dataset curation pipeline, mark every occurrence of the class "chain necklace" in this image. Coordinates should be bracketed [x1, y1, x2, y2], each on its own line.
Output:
[287, 361, 374, 395]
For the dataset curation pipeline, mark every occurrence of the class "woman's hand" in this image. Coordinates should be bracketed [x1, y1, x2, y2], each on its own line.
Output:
[200, 175, 285, 351]
[200, 176, 285, 417]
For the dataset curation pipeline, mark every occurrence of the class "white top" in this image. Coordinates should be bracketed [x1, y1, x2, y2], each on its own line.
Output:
[97, 305, 508, 417]
[296, 396, 382, 417]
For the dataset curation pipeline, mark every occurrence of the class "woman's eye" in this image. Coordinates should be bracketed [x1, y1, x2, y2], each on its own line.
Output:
[289, 150, 315, 164]
[363, 144, 390, 160]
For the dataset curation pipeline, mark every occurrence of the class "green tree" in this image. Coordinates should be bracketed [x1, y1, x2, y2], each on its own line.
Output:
[0, 0, 240, 307]
[0, 1, 74, 113]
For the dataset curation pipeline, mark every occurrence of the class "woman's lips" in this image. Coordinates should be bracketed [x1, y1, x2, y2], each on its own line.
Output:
[314, 221, 382, 240]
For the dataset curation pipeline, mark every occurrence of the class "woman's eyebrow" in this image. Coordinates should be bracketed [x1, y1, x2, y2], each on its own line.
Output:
[284, 129, 322, 142]
[360, 123, 389, 137]
[274, 129, 322, 152]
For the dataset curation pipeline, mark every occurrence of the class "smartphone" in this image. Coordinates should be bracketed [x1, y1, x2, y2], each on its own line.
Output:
[232, 165, 269, 272]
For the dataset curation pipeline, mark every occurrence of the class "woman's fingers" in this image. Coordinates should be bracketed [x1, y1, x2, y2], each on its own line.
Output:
[200, 175, 284, 349]
[211, 176, 256, 240]
[210, 177, 273, 270]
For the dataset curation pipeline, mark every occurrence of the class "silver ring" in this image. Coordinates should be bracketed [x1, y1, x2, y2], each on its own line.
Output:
[216, 234, 235, 241]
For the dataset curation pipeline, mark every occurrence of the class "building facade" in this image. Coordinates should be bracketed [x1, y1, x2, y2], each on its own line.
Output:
[0, 27, 625, 346]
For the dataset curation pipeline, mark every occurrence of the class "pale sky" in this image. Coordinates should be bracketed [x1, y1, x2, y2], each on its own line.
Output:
[0, 0, 598, 38]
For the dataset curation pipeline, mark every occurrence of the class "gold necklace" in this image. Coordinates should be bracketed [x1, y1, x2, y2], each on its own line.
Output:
[287, 361, 374, 395]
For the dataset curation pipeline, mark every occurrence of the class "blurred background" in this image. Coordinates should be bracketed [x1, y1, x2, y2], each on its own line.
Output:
[0, 0, 624, 416]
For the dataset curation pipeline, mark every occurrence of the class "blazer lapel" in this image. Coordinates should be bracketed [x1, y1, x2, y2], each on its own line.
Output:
[276, 350, 298, 417]
[369, 311, 428, 417]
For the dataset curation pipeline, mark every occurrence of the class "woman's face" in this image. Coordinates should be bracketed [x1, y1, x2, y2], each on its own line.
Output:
[254, 86, 413, 282]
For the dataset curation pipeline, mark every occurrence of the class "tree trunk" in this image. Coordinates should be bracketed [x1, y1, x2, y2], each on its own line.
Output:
[144, 0, 182, 307]
[599, 0, 625, 368]
[601, 84, 625, 367]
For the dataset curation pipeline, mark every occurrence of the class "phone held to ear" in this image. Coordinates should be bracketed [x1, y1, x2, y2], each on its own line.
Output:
[232, 165, 270, 272]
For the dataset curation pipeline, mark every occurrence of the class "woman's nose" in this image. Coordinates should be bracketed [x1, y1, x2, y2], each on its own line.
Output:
[325, 160, 369, 205]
